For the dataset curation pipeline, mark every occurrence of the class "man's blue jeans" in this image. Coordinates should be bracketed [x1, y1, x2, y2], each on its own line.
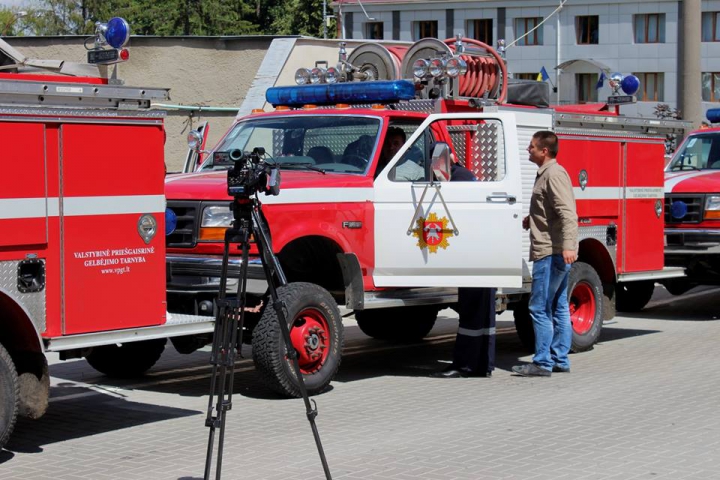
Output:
[529, 254, 572, 371]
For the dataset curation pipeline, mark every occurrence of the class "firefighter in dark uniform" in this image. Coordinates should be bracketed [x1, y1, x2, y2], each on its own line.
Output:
[431, 156, 497, 378]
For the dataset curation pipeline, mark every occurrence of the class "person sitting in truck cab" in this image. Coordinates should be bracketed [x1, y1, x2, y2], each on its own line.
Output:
[377, 126, 425, 181]
[307, 145, 334, 165]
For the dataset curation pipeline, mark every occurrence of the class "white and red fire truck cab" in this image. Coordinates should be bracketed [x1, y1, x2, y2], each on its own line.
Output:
[663, 109, 720, 293]
[166, 38, 685, 398]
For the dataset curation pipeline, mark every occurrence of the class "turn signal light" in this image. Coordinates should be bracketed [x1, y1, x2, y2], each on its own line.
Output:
[198, 227, 228, 241]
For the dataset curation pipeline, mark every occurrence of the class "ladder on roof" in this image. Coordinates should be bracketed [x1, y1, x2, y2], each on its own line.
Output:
[0, 78, 170, 110]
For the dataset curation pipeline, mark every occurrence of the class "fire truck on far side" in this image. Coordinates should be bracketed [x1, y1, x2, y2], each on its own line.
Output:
[166, 37, 687, 397]
[658, 110, 720, 299]
[0, 24, 213, 449]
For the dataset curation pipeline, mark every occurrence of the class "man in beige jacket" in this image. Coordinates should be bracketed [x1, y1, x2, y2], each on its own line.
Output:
[512, 131, 578, 377]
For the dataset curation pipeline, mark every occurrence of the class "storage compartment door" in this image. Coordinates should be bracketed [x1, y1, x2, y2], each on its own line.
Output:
[0, 122, 48, 247]
[622, 140, 666, 272]
[60, 122, 166, 334]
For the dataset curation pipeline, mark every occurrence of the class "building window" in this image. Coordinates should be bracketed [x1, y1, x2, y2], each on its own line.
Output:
[633, 73, 664, 101]
[365, 22, 383, 40]
[515, 17, 543, 45]
[634, 14, 665, 43]
[514, 73, 538, 80]
[577, 73, 599, 103]
[413, 20, 438, 40]
[702, 72, 720, 102]
[576, 15, 599, 44]
[702, 12, 720, 42]
[467, 19, 493, 45]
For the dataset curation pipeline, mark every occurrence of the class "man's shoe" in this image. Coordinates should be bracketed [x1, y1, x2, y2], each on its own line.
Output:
[512, 363, 551, 377]
[430, 367, 492, 378]
[552, 365, 570, 373]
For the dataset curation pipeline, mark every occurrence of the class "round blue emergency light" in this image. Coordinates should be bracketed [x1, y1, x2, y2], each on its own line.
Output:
[621, 75, 640, 96]
[266, 80, 416, 107]
[165, 208, 178, 235]
[105, 17, 130, 49]
[671, 200, 688, 220]
[707, 108, 720, 124]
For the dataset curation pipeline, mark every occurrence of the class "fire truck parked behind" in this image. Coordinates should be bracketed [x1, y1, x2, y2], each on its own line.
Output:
[0, 24, 214, 450]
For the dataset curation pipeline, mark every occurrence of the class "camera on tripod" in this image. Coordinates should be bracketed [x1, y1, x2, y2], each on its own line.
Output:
[214, 147, 281, 197]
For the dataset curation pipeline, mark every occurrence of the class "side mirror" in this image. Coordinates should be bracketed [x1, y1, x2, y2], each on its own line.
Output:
[431, 142, 452, 182]
[184, 122, 210, 173]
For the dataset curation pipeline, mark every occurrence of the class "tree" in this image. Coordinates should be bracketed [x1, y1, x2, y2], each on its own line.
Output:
[5, 0, 332, 37]
[268, 0, 334, 37]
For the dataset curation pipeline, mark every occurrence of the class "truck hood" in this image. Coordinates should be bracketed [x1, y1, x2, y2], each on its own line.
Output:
[165, 170, 373, 201]
[665, 170, 720, 193]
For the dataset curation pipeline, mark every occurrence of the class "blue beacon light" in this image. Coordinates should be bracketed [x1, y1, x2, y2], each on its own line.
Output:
[266, 80, 417, 107]
[707, 108, 720, 124]
[620, 74, 640, 96]
[105, 17, 130, 49]
[165, 208, 178, 236]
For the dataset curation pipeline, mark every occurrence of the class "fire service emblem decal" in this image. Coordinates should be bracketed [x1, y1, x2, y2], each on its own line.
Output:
[412, 213, 454, 253]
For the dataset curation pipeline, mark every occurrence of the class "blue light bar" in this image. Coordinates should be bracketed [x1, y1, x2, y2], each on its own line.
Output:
[707, 108, 720, 124]
[266, 80, 416, 107]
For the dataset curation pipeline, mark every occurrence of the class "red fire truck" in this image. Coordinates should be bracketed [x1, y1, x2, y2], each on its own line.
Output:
[0, 31, 214, 449]
[166, 38, 686, 397]
[660, 110, 720, 298]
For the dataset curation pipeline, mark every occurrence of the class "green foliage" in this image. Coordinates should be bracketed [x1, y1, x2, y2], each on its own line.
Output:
[4, 0, 335, 37]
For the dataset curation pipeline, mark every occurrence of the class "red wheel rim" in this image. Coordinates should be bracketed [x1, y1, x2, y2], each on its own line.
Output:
[288, 308, 331, 374]
[569, 282, 596, 335]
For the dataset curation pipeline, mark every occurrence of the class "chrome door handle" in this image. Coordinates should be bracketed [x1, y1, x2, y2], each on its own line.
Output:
[486, 194, 516, 204]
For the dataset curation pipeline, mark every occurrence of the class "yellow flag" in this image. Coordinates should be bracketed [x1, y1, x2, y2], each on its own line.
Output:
[536, 72, 543, 81]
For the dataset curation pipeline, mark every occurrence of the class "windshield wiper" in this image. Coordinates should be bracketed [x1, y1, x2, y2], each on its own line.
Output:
[278, 162, 327, 174]
[671, 164, 699, 171]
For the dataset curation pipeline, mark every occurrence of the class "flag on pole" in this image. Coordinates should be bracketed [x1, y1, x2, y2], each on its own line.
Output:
[537, 66, 550, 82]
[596, 71, 606, 89]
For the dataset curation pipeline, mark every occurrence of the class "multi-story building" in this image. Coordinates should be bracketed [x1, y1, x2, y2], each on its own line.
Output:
[332, 0, 718, 118]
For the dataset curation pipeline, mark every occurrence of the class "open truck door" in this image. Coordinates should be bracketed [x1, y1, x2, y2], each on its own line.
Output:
[373, 112, 523, 288]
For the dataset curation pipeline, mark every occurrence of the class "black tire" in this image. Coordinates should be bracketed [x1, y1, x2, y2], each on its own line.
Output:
[615, 281, 655, 312]
[0, 343, 19, 450]
[568, 262, 603, 352]
[512, 298, 535, 352]
[86, 338, 166, 378]
[354, 306, 439, 341]
[252, 283, 343, 397]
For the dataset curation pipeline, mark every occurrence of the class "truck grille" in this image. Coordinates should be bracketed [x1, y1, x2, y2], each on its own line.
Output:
[665, 194, 703, 224]
[166, 200, 199, 247]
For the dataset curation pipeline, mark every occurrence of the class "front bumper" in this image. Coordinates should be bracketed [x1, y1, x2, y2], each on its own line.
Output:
[665, 228, 720, 255]
[166, 253, 268, 294]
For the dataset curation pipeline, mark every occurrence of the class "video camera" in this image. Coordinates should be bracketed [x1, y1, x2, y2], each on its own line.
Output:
[214, 147, 281, 197]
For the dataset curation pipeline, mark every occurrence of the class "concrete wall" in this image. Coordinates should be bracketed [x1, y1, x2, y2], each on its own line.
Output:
[6, 35, 286, 171]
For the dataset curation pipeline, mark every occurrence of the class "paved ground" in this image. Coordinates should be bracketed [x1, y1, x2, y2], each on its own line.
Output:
[2, 285, 720, 480]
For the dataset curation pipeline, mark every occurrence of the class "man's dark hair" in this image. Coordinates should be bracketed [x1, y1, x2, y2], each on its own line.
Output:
[386, 126, 406, 142]
[533, 130, 559, 157]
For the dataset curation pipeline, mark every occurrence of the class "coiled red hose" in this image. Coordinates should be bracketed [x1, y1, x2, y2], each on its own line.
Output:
[444, 37, 508, 103]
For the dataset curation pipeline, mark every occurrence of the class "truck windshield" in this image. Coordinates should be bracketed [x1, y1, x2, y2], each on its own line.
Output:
[200, 115, 382, 174]
[668, 133, 720, 171]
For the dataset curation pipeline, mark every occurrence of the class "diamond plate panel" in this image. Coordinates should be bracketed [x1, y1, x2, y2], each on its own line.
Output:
[578, 225, 617, 265]
[0, 260, 46, 333]
[471, 121, 506, 181]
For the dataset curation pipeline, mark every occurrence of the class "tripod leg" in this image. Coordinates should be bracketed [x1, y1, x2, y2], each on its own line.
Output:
[204, 221, 252, 480]
[252, 208, 333, 480]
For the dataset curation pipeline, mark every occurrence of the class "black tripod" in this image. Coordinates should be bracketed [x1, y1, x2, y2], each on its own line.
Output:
[203, 195, 332, 480]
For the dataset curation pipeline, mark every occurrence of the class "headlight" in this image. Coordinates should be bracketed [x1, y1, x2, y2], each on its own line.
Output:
[705, 195, 720, 219]
[199, 205, 232, 241]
